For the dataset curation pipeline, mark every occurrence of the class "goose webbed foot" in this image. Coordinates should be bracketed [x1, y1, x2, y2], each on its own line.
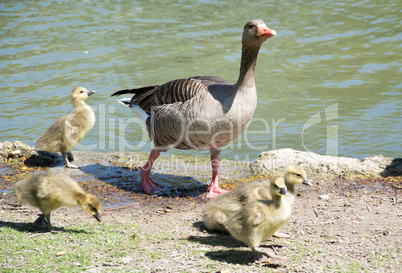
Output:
[251, 247, 288, 261]
[31, 214, 52, 231]
[65, 162, 79, 169]
[206, 185, 228, 199]
[139, 149, 162, 194]
[62, 152, 79, 168]
[139, 167, 162, 194]
[273, 231, 291, 239]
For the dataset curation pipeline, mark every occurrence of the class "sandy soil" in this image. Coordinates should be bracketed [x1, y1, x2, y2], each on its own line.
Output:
[1, 150, 401, 272]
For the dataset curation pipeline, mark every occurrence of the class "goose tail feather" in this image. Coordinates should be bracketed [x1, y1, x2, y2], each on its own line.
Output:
[117, 98, 132, 106]
[116, 98, 149, 122]
[111, 86, 158, 97]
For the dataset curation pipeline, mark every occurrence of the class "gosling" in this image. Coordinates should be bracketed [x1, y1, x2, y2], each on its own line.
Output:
[202, 165, 311, 233]
[202, 179, 271, 233]
[224, 176, 291, 260]
[35, 87, 96, 168]
[14, 172, 102, 231]
[282, 165, 312, 206]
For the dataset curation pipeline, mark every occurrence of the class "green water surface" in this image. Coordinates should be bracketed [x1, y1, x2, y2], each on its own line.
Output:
[1, 0, 401, 162]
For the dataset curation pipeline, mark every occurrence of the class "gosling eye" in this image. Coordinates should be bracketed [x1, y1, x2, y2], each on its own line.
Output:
[296, 174, 302, 177]
[80, 90, 84, 93]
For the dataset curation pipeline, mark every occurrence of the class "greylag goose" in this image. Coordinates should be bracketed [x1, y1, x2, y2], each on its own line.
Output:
[224, 176, 291, 260]
[111, 19, 276, 198]
[14, 172, 102, 231]
[35, 87, 96, 168]
[203, 165, 311, 233]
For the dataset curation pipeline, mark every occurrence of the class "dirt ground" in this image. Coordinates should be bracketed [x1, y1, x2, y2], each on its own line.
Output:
[1, 150, 401, 272]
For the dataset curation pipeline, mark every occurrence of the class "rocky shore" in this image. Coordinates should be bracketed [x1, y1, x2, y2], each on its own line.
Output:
[250, 148, 401, 178]
[1, 141, 401, 180]
[1, 141, 401, 272]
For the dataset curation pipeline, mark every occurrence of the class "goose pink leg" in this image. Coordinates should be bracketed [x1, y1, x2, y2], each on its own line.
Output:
[206, 149, 228, 199]
[139, 149, 162, 194]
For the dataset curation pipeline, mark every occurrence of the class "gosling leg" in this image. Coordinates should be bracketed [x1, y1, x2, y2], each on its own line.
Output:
[66, 152, 74, 162]
[31, 214, 50, 230]
[43, 213, 52, 231]
[62, 151, 79, 168]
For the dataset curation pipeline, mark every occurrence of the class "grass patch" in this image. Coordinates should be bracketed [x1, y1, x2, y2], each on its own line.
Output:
[0, 221, 140, 271]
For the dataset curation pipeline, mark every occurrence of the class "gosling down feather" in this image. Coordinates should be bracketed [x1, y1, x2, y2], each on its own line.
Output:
[14, 172, 102, 231]
[224, 176, 291, 260]
[111, 19, 276, 198]
[35, 87, 96, 168]
[202, 165, 311, 233]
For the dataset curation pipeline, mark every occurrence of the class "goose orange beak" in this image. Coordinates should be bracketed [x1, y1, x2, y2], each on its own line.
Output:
[257, 25, 276, 39]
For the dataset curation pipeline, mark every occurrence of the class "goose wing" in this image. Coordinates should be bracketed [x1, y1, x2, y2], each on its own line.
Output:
[111, 76, 231, 114]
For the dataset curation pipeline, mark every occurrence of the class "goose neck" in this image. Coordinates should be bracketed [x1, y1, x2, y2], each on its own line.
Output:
[272, 194, 283, 208]
[287, 184, 296, 196]
[235, 43, 261, 89]
[72, 99, 88, 110]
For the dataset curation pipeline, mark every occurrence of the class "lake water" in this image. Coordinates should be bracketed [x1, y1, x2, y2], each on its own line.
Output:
[1, 0, 401, 164]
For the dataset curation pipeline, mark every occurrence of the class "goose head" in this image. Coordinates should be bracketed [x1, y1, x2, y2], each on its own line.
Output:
[242, 19, 276, 46]
[70, 86, 96, 101]
[271, 176, 288, 196]
[283, 165, 312, 186]
[82, 194, 102, 222]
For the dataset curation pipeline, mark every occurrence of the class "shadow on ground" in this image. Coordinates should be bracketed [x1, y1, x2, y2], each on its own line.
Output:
[204, 249, 284, 268]
[381, 158, 402, 177]
[79, 163, 208, 198]
[0, 220, 90, 234]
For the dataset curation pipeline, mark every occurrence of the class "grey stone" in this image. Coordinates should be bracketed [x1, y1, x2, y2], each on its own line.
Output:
[319, 195, 330, 200]
[250, 148, 396, 178]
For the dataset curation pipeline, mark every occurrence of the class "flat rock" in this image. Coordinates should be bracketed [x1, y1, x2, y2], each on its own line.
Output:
[1, 141, 401, 179]
[318, 194, 330, 200]
[249, 148, 399, 178]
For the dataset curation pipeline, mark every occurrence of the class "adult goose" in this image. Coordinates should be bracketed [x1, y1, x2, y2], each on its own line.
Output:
[111, 19, 276, 198]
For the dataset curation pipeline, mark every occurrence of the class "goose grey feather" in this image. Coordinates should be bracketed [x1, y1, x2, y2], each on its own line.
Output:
[111, 19, 276, 198]
[113, 76, 241, 151]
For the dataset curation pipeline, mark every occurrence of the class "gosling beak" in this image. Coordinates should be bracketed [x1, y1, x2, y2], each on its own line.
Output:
[93, 212, 102, 222]
[279, 187, 288, 195]
[87, 90, 96, 96]
[303, 178, 313, 186]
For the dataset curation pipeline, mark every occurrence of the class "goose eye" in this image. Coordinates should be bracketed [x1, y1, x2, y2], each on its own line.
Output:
[248, 24, 253, 29]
